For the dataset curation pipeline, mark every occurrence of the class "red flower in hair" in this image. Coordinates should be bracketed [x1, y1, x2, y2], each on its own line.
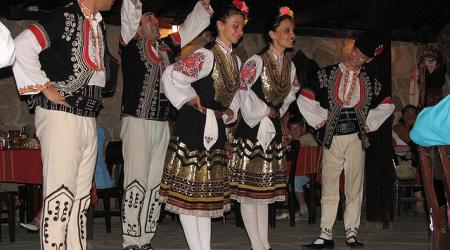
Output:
[279, 6, 294, 18]
[233, 0, 249, 15]
[374, 45, 384, 57]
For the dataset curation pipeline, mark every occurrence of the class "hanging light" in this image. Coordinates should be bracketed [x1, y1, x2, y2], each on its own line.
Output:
[171, 24, 179, 33]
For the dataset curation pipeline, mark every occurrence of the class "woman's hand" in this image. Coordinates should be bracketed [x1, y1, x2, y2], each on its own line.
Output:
[223, 108, 234, 123]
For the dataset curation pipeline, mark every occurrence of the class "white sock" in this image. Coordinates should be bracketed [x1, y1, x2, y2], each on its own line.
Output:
[257, 204, 270, 250]
[241, 203, 265, 250]
[179, 214, 202, 250]
[197, 217, 211, 250]
[346, 231, 357, 243]
[313, 231, 333, 244]
[300, 204, 308, 214]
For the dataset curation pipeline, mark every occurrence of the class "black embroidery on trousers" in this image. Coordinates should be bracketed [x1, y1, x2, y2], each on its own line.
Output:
[122, 180, 145, 237]
[77, 193, 91, 250]
[41, 185, 74, 250]
[144, 185, 161, 234]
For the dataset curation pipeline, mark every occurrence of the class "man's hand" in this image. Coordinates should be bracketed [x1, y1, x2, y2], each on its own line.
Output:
[188, 95, 203, 111]
[314, 120, 326, 130]
[42, 84, 70, 108]
[223, 108, 234, 123]
[364, 124, 370, 133]
[199, 0, 213, 15]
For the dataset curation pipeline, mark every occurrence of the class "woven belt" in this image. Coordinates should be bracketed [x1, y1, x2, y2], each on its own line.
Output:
[334, 122, 358, 135]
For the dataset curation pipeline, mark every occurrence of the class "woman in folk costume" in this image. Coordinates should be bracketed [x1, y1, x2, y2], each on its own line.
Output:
[229, 6, 299, 250]
[159, 1, 248, 249]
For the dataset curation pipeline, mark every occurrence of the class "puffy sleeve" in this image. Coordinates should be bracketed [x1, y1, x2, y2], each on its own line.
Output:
[162, 48, 214, 109]
[12, 10, 64, 95]
[177, 1, 212, 48]
[120, 0, 142, 46]
[296, 88, 328, 129]
[365, 97, 395, 132]
[238, 55, 270, 128]
[279, 62, 300, 117]
[0, 22, 15, 68]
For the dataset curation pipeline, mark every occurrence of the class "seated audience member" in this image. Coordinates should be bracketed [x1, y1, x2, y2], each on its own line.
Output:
[278, 117, 318, 221]
[392, 105, 425, 214]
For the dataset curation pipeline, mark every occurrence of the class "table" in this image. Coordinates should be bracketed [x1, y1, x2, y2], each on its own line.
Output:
[0, 149, 43, 184]
[0, 149, 43, 223]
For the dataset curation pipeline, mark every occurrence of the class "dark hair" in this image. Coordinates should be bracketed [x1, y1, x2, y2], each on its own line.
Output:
[263, 8, 294, 45]
[288, 116, 305, 128]
[209, 4, 246, 38]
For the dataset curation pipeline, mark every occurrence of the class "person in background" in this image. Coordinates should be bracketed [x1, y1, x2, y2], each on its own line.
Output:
[0, 21, 15, 68]
[392, 105, 425, 214]
[278, 117, 318, 221]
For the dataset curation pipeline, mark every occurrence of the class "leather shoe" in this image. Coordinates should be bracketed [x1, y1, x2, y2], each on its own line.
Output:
[302, 237, 334, 249]
[346, 236, 364, 248]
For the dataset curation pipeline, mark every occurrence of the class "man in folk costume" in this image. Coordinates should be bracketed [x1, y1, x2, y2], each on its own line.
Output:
[119, 0, 212, 249]
[12, 0, 114, 249]
[409, 45, 448, 110]
[298, 33, 395, 249]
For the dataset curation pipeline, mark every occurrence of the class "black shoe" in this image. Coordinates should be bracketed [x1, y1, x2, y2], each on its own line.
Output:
[141, 243, 153, 250]
[302, 238, 334, 249]
[346, 236, 364, 248]
[123, 245, 139, 250]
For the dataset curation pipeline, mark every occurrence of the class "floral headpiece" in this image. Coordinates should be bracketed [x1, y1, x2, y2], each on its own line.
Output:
[232, 0, 249, 24]
[279, 6, 294, 18]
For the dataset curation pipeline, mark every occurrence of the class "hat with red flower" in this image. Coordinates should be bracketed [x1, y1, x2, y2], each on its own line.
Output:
[355, 32, 384, 61]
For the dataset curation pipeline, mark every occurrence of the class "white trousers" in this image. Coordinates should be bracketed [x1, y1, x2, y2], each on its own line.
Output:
[319, 133, 365, 238]
[35, 107, 97, 250]
[179, 214, 211, 250]
[121, 116, 170, 248]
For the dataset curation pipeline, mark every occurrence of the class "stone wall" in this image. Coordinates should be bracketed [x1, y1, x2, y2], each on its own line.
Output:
[1, 20, 448, 140]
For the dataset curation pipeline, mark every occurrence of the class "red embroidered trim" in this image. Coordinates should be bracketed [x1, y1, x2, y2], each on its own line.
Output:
[355, 75, 365, 107]
[27, 24, 49, 50]
[381, 97, 393, 104]
[146, 40, 162, 63]
[18, 83, 49, 95]
[239, 60, 257, 90]
[83, 21, 100, 71]
[173, 52, 205, 78]
[334, 72, 344, 105]
[170, 32, 181, 45]
[300, 89, 315, 100]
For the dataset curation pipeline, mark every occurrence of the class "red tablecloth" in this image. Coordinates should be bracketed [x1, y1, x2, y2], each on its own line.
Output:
[287, 146, 322, 176]
[0, 149, 43, 184]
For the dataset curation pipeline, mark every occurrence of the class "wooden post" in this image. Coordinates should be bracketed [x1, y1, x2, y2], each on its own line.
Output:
[364, 0, 394, 227]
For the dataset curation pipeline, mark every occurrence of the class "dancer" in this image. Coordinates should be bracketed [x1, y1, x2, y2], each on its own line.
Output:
[159, 1, 248, 249]
[229, 6, 298, 250]
[299, 32, 395, 249]
[13, 0, 114, 249]
[119, 0, 212, 249]
[0, 21, 14, 68]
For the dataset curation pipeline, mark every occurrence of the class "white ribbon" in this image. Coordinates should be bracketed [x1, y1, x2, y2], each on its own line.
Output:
[203, 108, 218, 150]
[257, 117, 276, 153]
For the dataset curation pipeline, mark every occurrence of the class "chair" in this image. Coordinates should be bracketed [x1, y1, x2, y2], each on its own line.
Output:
[270, 144, 322, 227]
[0, 191, 17, 242]
[417, 145, 450, 250]
[94, 141, 124, 233]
